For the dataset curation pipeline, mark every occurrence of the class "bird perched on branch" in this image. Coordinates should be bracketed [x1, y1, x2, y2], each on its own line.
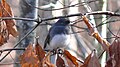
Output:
[44, 18, 71, 51]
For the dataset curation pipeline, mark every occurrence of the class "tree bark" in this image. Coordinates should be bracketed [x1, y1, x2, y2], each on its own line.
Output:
[15, 0, 38, 67]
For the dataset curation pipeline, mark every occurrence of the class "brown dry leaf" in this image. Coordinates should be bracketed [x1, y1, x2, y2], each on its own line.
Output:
[56, 55, 65, 67]
[105, 39, 120, 67]
[1, 0, 18, 37]
[81, 50, 101, 67]
[80, 54, 91, 67]
[20, 44, 40, 67]
[8, 27, 18, 37]
[42, 52, 55, 67]
[65, 55, 76, 67]
[0, 20, 8, 46]
[64, 50, 79, 67]
[105, 58, 112, 67]
[34, 38, 46, 62]
[0, 35, 4, 45]
[1, 0, 15, 26]
[0, 0, 18, 46]
[82, 16, 110, 52]
[1, 0, 13, 16]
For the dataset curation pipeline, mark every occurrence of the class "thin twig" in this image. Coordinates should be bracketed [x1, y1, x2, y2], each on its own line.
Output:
[86, 11, 120, 16]
[9, 54, 15, 63]
[98, 50, 105, 59]
[0, 48, 25, 52]
[0, 62, 20, 65]
[104, 36, 120, 39]
[26, 0, 98, 11]
[107, 27, 120, 42]
[0, 17, 36, 21]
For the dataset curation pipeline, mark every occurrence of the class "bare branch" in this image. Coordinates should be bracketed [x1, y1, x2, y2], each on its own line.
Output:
[107, 27, 120, 39]
[86, 11, 120, 16]
[0, 11, 120, 23]
[0, 17, 36, 21]
[26, 0, 99, 11]
[0, 62, 20, 65]
[0, 11, 120, 62]
[0, 48, 25, 52]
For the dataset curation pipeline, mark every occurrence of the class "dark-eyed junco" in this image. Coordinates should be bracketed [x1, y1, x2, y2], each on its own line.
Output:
[44, 18, 71, 51]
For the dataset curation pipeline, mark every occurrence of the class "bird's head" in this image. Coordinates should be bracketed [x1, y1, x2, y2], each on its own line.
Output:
[55, 18, 70, 26]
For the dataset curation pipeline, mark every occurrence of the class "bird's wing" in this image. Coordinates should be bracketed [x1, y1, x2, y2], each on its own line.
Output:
[44, 33, 50, 49]
[44, 26, 54, 49]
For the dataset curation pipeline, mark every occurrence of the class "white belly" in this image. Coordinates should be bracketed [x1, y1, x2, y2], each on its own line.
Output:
[49, 34, 70, 50]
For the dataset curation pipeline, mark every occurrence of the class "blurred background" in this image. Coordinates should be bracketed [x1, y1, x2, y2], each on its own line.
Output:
[0, 0, 120, 67]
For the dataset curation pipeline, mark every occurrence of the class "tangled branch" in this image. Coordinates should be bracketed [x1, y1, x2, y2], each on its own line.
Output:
[0, 11, 120, 62]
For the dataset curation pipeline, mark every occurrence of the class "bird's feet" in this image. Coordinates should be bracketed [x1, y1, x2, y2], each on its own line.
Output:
[51, 48, 64, 55]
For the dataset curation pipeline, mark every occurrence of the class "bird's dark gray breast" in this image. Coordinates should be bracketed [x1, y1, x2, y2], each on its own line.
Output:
[49, 26, 70, 38]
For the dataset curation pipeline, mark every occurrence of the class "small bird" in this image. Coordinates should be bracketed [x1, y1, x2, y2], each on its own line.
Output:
[44, 18, 71, 51]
